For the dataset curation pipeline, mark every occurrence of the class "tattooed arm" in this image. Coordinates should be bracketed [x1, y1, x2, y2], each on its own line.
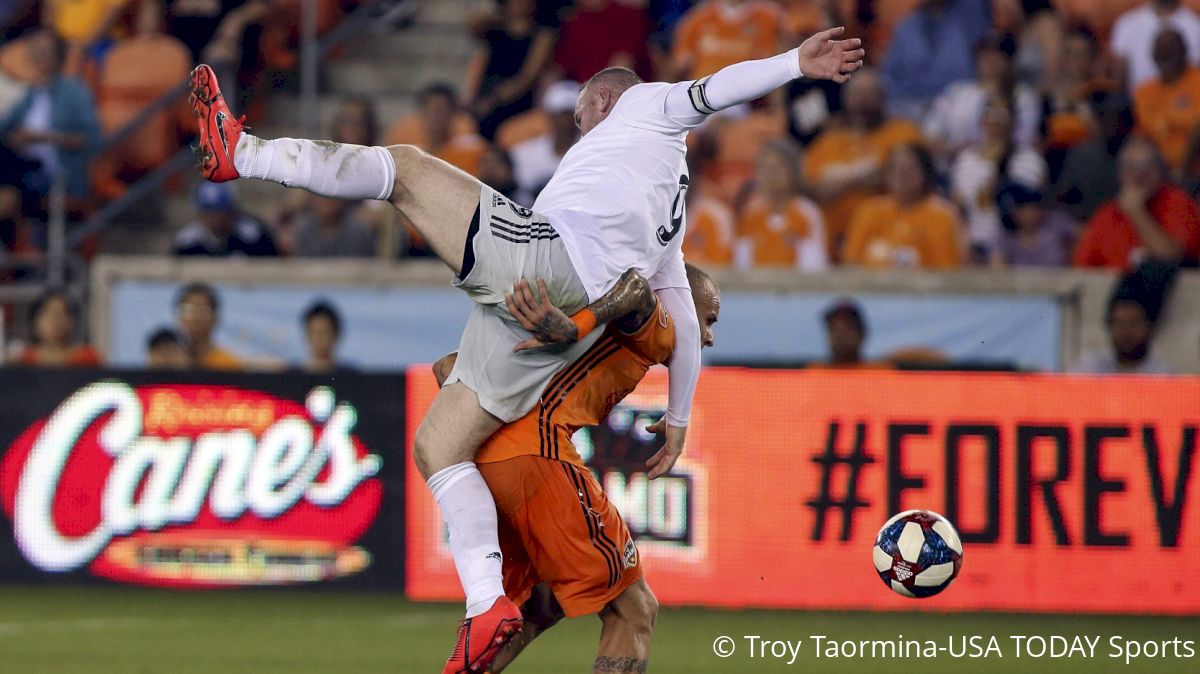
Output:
[505, 269, 656, 351]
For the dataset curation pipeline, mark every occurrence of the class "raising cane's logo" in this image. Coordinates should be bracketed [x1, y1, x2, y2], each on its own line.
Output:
[0, 382, 383, 588]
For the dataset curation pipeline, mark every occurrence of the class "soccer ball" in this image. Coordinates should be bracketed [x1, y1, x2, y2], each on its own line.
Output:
[873, 509, 963, 598]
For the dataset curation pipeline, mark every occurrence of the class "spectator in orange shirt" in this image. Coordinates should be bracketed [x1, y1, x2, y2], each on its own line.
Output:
[1134, 28, 1200, 171]
[400, 83, 488, 177]
[803, 69, 922, 255]
[735, 139, 829, 270]
[682, 156, 736, 266]
[671, 0, 787, 80]
[12, 288, 102, 367]
[175, 282, 243, 371]
[843, 143, 965, 269]
[385, 84, 487, 258]
[1074, 136, 1200, 269]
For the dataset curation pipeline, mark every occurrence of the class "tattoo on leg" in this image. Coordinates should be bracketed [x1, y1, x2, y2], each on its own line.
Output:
[593, 656, 648, 673]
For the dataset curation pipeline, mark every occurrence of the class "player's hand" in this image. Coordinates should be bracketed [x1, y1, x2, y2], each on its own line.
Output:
[506, 278, 579, 352]
[797, 26, 864, 84]
[644, 417, 666, 436]
[645, 421, 686, 479]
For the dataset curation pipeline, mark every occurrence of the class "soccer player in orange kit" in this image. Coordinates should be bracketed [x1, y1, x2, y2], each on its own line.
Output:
[432, 264, 719, 673]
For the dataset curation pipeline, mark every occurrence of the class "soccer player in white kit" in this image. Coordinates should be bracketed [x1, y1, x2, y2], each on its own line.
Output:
[189, 27, 863, 673]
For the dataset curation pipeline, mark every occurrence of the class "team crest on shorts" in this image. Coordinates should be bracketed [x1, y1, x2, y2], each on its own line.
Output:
[623, 540, 638, 569]
[508, 201, 534, 219]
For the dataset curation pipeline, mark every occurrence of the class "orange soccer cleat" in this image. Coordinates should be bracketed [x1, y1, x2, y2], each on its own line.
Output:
[441, 596, 523, 674]
[189, 64, 245, 183]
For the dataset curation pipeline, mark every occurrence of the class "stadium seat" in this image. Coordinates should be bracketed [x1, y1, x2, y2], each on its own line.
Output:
[92, 33, 192, 200]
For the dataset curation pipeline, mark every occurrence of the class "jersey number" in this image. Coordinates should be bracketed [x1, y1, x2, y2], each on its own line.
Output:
[656, 175, 689, 246]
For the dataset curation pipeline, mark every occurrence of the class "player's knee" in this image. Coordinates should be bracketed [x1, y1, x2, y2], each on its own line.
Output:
[384, 144, 427, 206]
[412, 422, 440, 479]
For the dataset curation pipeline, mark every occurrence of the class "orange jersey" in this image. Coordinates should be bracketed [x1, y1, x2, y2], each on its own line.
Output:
[683, 195, 735, 265]
[384, 112, 479, 148]
[843, 194, 964, 269]
[803, 120, 922, 243]
[672, 1, 784, 80]
[476, 299, 676, 467]
[1134, 68, 1200, 170]
[737, 194, 826, 267]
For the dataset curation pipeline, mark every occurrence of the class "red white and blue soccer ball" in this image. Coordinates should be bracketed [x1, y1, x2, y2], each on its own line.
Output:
[873, 509, 963, 598]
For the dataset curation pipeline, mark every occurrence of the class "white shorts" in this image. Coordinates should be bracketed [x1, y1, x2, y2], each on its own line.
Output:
[445, 185, 602, 422]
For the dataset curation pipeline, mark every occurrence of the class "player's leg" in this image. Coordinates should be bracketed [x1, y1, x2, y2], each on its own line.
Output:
[418, 382, 508, 620]
[490, 584, 565, 673]
[190, 64, 478, 275]
[593, 579, 658, 674]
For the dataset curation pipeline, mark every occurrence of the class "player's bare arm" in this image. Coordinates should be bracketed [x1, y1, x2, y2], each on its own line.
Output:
[506, 269, 656, 352]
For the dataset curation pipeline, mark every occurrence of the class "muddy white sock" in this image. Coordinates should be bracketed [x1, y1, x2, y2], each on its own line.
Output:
[234, 134, 396, 200]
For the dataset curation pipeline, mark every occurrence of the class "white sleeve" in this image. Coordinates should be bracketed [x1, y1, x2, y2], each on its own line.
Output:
[656, 285, 700, 426]
[662, 49, 802, 128]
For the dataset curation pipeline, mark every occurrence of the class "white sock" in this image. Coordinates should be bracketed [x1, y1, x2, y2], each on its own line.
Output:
[234, 134, 396, 200]
[427, 462, 506, 618]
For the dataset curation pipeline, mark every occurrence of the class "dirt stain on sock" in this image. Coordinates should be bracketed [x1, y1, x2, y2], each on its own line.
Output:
[312, 140, 342, 159]
[336, 147, 364, 180]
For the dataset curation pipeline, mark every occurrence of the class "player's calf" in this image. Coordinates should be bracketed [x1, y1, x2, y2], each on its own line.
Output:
[594, 579, 658, 673]
[490, 584, 565, 673]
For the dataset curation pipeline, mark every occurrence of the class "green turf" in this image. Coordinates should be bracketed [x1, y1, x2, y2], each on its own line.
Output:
[0, 586, 1196, 673]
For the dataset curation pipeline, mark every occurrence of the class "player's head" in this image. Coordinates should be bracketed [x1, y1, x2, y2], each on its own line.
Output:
[685, 263, 720, 349]
[576, 67, 643, 136]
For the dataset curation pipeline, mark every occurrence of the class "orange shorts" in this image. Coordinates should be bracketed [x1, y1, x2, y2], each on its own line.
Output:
[477, 456, 642, 618]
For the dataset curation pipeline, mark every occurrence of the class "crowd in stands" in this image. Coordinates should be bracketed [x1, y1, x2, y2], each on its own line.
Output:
[1, 0, 1198, 270]
[3, 0, 1200, 372]
[0, 0, 357, 254]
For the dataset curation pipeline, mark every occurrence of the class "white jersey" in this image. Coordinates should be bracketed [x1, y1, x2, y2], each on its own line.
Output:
[534, 82, 696, 301]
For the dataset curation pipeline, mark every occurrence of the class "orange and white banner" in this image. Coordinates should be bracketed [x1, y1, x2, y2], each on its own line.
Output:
[406, 369, 1200, 614]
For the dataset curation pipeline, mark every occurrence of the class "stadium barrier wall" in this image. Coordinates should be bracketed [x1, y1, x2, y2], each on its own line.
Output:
[406, 368, 1200, 615]
[0, 368, 407, 590]
[89, 256, 1200, 373]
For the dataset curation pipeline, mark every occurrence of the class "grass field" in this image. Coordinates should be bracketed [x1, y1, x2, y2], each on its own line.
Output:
[0, 586, 1196, 673]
